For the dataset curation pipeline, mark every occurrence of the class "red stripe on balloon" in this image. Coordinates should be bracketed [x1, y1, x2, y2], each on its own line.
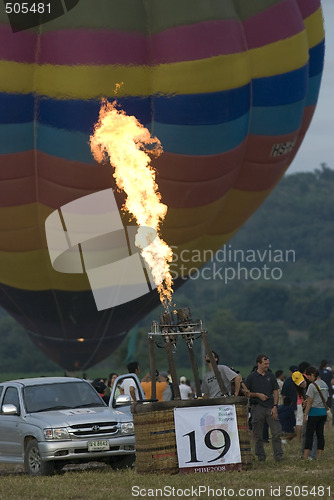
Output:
[242, 0, 305, 49]
[150, 20, 246, 63]
[0, 151, 113, 207]
[39, 29, 148, 65]
[1, 142, 247, 209]
[295, 0, 322, 19]
[0, 150, 34, 180]
[159, 167, 239, 208]
[1, 20, 246, 65]
[154, 142, 247, 182]
[0, 26, 35, 63]
[234, 159, 288, 192]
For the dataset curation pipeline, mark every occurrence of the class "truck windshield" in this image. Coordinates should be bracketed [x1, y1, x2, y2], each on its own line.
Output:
[23, 381, 106, 413]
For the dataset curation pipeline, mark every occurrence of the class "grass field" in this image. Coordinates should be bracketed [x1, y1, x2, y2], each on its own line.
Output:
[0, 424, 333, 500]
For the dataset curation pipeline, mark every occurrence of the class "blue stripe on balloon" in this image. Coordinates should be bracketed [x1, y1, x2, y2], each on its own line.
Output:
[36, 125, 94, 162]
[0, 87, 251, 129]
[151, 113, 250, 155]
[39, 88, 250, 128]
[0, 92, 34, 123]
[0, 94, 152, 129]
[250, 100, 305, 136]
[308, 40, 325, 78]
[0, 113, 249, 157]
[38, 96, 152, 133]
[0, 91, 251, 130]
[152, 85, 250, 125]
[0, 123, 34, 153]
[306, 73, 322, 106]
[0, 123, 94, 160]
[38, 97, 100, 134]
[252, 66, 308, 106]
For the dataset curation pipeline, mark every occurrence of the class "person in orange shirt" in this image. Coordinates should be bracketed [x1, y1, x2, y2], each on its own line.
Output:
[141, 370, 168, 401]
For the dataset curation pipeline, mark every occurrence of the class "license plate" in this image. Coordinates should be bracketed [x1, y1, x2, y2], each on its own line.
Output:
[88, 440, 110, 452]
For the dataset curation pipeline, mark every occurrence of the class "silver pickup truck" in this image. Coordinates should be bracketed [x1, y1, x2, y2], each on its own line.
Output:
[0, 374, 144, 476]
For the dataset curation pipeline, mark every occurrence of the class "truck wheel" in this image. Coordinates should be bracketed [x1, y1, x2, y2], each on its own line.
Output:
[24, 439, 55, 476]
[108, 454, 135, 470]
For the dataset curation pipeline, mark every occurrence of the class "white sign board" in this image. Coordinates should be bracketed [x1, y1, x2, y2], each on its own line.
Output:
[174, 405, 241, 474]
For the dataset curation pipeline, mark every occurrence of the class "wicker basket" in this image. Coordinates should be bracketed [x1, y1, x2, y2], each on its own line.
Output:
[132, 397, 252, 474]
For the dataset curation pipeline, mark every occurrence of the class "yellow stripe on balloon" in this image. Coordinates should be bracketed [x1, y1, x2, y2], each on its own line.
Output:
[168, 229, 239, 275]
[1, 200, 229, 250]
[303, 7, 325, 49]
[164, 197, 225, 227]
[0, 250, 89, 290]
[207, 188, 273, 236]
[249, 30, 309, 79]
[0, 30, 309, 98]
[0, 62, 35, 94]
[0, 54, 250, 98]
[0, 204, 52, 252]
[0, 204, 52, 230]
[0, 228, 243, 289]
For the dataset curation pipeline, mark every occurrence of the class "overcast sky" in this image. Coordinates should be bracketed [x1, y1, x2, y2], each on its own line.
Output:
[289, 0, 334, 174]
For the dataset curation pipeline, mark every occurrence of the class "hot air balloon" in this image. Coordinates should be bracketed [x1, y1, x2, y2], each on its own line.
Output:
[0, 0, 325, 370]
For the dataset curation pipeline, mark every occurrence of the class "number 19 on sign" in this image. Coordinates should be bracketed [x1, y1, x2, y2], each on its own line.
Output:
[184, 429, 231, 463]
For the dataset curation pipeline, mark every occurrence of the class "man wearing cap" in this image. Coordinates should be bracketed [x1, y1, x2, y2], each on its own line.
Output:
[245, 354, 283, 462]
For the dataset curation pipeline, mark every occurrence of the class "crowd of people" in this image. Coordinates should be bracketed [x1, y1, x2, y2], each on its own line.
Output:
[88, 354, 334, 462]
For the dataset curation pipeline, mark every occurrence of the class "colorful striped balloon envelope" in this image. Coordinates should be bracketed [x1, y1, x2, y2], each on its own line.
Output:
[0, 0, 325, 369]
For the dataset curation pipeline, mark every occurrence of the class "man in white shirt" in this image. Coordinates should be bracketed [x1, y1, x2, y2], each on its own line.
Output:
[121, 361, 140, 402]
[179, 376, 192, 400]
[202, 351, 242, 398]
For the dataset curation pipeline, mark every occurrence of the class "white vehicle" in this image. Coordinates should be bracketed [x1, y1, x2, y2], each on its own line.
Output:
[0, 374, 144, 476]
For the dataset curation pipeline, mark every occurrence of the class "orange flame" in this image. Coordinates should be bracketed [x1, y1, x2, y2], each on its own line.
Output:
[90, 99, 173, 310]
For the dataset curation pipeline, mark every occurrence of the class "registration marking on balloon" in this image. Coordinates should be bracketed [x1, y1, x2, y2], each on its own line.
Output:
[90, 99, 174, 311]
